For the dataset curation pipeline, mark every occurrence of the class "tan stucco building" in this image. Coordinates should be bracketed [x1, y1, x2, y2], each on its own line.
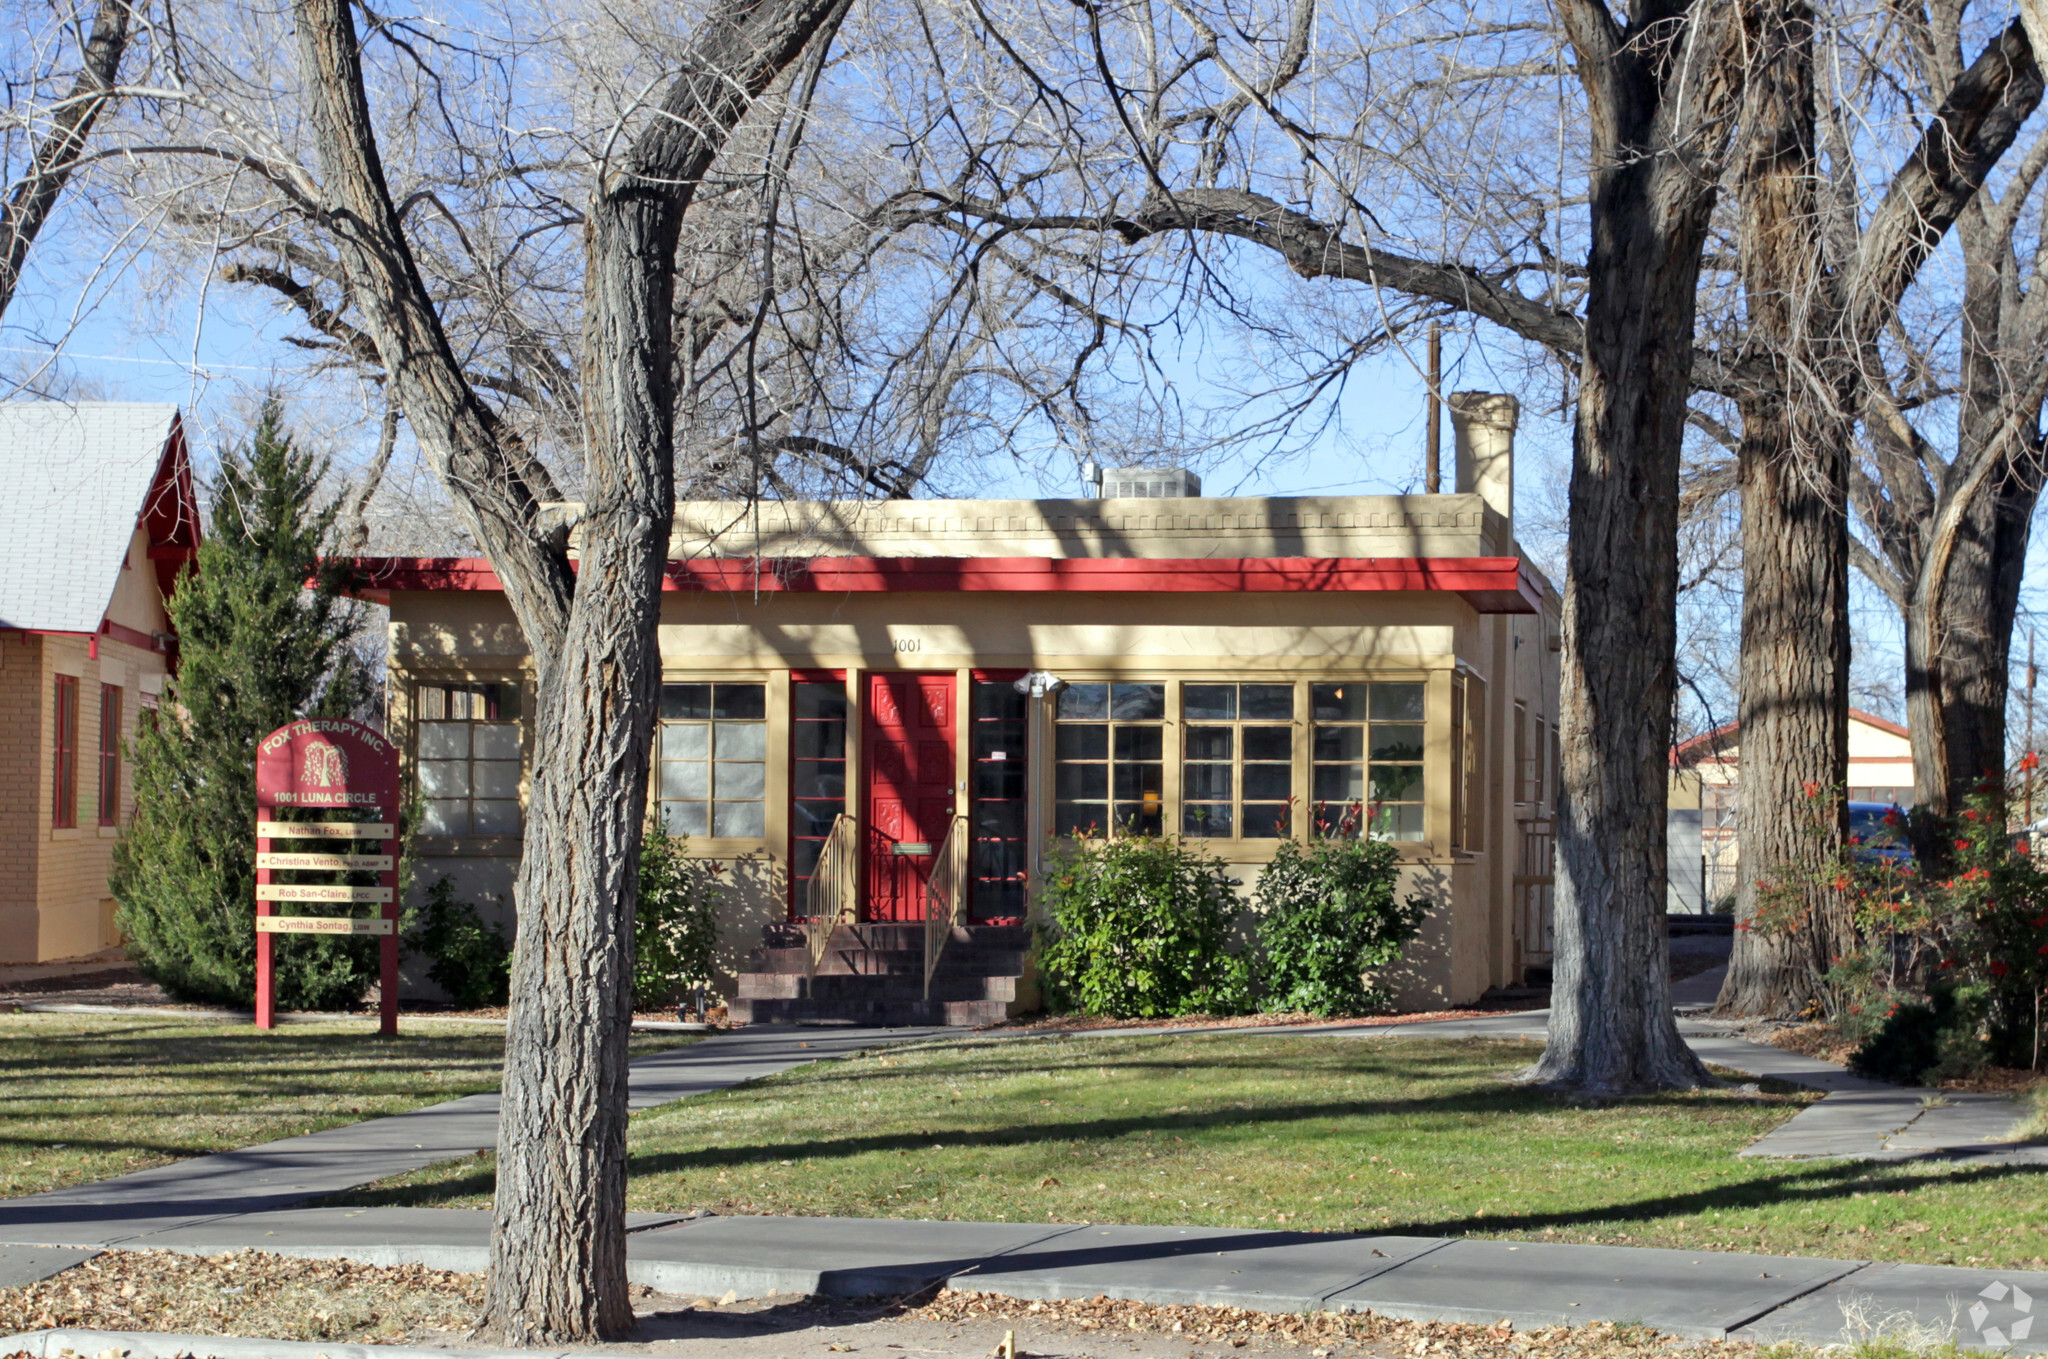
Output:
[363, 394, 1562, 1021]
[0, 404, 198, 963]
[1668, 709, 1916, 912]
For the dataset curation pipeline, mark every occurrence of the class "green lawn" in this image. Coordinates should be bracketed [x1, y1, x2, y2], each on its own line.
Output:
[0, 1013, 695, 1200]
[335, 1032, 2048, 1269]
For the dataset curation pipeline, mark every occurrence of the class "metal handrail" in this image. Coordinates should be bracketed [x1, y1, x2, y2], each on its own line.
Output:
[923, 814, 970, 1000]
[803, 813, 856, 991]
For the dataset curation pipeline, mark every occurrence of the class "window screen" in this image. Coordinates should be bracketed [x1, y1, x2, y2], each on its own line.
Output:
[1181, 683, 1294, 839]
[418, 682, 524, 836]
[1053, 682, 1165, 836]
[1311, 681, 1425, 841]
[659, 682, 767, 838]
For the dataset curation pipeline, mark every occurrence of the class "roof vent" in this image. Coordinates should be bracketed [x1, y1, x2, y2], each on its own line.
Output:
[1101, 466, 1202, 499]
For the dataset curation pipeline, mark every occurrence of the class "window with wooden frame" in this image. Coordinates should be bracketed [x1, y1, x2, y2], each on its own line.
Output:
[417, 681, 524, 835]
[1310, 681, 1426, 841]
[1449, 672, 1487, 851]
[789, 677, 848, 895]
[98, 685, 123, 826]
[970, 679, 1030, 917]
[1053, 682, 1164, 837]
[1181, 682, 1294, 839]
[52, 675, 78, 829]
[658, 682, 766, 838]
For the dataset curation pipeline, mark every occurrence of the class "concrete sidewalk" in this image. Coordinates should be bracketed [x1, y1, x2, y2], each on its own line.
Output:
[6, 1206, 2047, 1351]
[0, 1026, 943, 1250]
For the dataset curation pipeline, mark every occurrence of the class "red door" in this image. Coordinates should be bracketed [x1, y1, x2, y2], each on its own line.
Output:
[863, 673, 957, 922]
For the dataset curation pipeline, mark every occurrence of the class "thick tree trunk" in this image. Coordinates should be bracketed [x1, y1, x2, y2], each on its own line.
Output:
[1524, 0, 1739, 1092]
[1714, 0, 1852, 1018]
[1908, 460, 2041, 813]
[482, 195, 681, 1349]
[291, 0, 850, 1339]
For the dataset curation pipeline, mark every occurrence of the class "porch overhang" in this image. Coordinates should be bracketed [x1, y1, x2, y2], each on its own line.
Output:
[343, 555, 1544, 613]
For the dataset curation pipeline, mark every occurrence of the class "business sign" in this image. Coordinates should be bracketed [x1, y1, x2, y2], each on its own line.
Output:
[254, 718, 401, 1034]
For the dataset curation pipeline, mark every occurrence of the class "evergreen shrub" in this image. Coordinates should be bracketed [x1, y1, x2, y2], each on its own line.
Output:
[634, 813, 725, 1010]
[1252, 836, 1428, 1015]
[112, 399, 377, 1010]
[1034, 835, 1253, 1018]
[404, 878, 512, 1009]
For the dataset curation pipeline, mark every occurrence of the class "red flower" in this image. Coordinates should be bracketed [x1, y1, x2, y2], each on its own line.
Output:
[2031, 913, 2048, 928]
[1964, 809, 1980, 821]
[1955, 839, 1972, 851]
[2024, 752, 2041, 771]
[1832, 875, 1853, 891]
[1991, 961, 2011, 977]
[1939, 958, 1959, 970]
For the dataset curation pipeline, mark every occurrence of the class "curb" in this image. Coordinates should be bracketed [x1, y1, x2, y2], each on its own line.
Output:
[0, 1330, 629, 1359]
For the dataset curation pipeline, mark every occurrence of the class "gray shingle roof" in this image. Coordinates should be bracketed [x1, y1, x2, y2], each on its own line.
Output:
[0, 401, 179, 633]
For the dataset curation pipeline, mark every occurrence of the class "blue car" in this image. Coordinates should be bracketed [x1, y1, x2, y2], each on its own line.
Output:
[1847, 801, 1914, 864]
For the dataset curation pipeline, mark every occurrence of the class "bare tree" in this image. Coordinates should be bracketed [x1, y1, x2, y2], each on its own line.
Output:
[1715, 7, 2042, 1015]
[282, 0, 853, 1337]
[0, 0, 132, 323]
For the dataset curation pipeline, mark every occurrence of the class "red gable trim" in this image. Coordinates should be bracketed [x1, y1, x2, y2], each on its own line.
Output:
[342, 555, 1543, 612]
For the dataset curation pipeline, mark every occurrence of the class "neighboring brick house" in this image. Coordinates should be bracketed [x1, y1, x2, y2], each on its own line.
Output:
[0, 403, 199, 962]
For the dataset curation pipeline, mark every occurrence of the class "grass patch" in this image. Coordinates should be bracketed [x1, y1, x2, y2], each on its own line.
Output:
[0, 1013, 695, 1199]
[335, 1031, 2048, 1267]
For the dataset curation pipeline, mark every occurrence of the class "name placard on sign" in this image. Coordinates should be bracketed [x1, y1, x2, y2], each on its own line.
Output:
[256, 883, 393, 904]
[257, 821, 395, 840]
[256, 916, 396, 936]
[257, 852, 394, 871]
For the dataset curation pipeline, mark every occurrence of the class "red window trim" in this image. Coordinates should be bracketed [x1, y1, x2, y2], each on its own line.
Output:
[52, 676, 77, 829]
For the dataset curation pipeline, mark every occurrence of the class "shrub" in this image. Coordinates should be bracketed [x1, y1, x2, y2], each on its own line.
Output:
[403, 877, 512, 1009]
[112, 398, 378, 1011]
[634, 814, 725, 1011]
[1034, 835, 1252, 1018]
[1252, 836, 1428, 1015]
[1848, 984, 1992, 1086]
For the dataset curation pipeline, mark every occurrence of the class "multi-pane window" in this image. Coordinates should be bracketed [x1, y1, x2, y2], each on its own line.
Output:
[1053, 683, 1165, 836]
[52, 675, 77, 829]
[1182, 683, 1294, 839]
[970, 680, 1030, 918]
[418, 682, 524, 836]
[790, 678, 848, 892]
[1311, 681, 1425, 841]
[98, 685, 122, 826]
[659, 682, 766, 838]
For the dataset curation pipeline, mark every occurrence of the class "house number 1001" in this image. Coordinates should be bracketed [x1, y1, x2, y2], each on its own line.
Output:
[893, 638, 922, 653]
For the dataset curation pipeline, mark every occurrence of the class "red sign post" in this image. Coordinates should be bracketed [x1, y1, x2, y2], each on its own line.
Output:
[255, 718, 402, 1034]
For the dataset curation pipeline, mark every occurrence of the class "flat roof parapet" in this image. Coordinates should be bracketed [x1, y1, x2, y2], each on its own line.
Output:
[617, 493, 1514, 562]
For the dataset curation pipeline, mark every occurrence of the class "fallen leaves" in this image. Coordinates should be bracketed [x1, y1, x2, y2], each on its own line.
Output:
[0, 1248, 481, 1344]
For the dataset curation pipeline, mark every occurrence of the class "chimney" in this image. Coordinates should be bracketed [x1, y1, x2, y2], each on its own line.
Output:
[1448, 392, 1518, 533]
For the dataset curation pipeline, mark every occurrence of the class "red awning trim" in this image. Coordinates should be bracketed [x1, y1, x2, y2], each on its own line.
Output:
[342, 555, 1544, 613]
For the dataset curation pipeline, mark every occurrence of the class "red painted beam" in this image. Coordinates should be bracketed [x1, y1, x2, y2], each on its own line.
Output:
[339, 554, 1544, 613]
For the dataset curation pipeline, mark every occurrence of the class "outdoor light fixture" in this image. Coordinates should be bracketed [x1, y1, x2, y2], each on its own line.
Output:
[1014, 670, 1067, 699]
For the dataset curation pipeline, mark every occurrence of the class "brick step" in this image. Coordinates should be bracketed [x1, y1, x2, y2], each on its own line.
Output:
[735, 972, 1029, 1004]
[761, 923, 1031, 951]
[728, 995, 1016, 1028]
[742, 947, 1031, 977]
